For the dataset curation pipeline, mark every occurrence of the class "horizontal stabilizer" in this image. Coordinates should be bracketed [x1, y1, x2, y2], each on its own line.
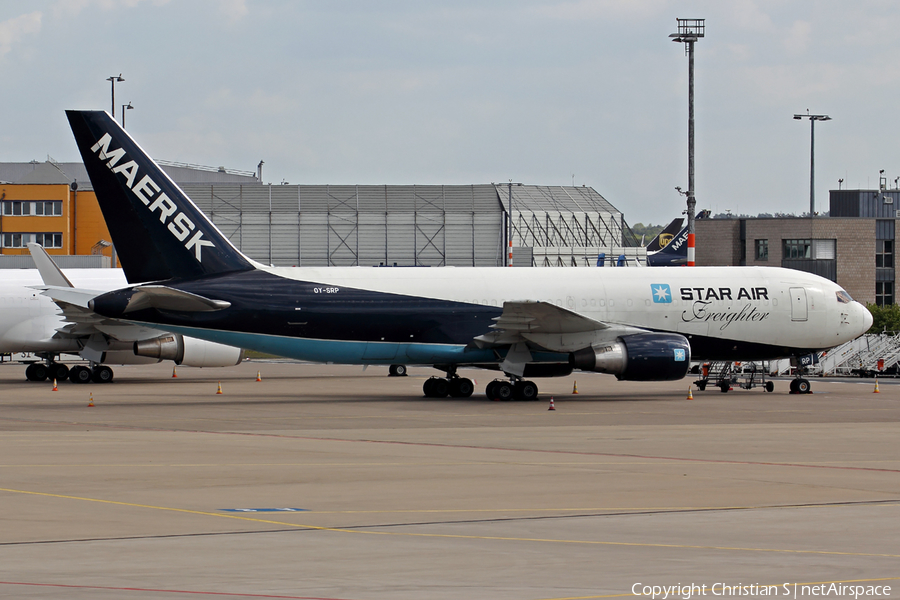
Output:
[124, 286, 231, 313]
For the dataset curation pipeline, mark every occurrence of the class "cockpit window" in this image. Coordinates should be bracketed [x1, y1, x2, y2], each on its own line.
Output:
[836, 290, 853, 304]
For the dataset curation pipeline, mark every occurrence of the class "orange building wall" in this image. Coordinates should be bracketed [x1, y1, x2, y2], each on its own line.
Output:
[0, 183, 116, 264]
[0, 184, 69, 255]
[72, 189, 115, 257]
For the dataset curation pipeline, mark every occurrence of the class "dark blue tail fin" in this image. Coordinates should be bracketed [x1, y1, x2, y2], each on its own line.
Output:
[67, 110, 254, 284]
[646, 210, 709, 266]
[645, 218, 684, 252]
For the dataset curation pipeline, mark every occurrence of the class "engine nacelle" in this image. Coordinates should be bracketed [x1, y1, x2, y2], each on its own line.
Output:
[134, 334, 244, 367]
[570, 333, 690, 381]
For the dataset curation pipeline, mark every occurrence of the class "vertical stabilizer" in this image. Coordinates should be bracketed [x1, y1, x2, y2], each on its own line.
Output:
[66, 110, 254, 283]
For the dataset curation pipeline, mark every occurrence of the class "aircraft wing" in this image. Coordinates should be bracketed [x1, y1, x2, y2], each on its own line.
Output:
[472, 300, 646, 375]
[474, 300, 642, 353]
[26, 244, 174, 343]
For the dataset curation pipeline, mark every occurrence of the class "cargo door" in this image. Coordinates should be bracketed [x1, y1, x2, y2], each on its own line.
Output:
[789, 287, 808, 322]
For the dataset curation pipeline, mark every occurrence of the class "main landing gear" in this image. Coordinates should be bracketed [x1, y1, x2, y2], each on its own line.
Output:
[485, 378, 539, 401]
[422, 375, 475, 398]
[25, 361, 69, 383]
[24, 356, 114, 384]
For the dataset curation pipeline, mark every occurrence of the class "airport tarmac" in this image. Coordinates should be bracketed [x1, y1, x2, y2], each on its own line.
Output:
[0, 360, 898, 600]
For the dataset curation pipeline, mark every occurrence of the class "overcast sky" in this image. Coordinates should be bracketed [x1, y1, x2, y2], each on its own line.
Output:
[1, 0, 898, 225]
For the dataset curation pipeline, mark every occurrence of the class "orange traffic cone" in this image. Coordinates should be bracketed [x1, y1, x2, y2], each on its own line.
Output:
[172, 366, 178, 378]
[88, 393, 94, 407]
[874, 378, 880, 394]
[256, 371, 262, 382]
[52, 378, 58, 392]
[216, 381, 223, 395]
[548, 396, 556, 411]
[687, 387, 693, 400]
[572, 381, 579, 394]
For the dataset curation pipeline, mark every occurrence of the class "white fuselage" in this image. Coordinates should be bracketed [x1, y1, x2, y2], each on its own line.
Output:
[256, 264, 871, 354]
[0, 269, 127, 353]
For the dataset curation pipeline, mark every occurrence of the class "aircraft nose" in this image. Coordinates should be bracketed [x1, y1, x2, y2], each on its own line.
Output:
[860, 302, 873, 333]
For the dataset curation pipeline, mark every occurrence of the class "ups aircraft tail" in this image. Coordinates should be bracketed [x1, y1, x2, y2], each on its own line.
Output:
[66, 110, 255, 284]
[646, 210, 710, 266]
[644, 217, 683, 253]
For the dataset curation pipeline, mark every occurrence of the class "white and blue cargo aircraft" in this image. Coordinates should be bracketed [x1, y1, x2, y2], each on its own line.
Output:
[62, 110, 872, 399]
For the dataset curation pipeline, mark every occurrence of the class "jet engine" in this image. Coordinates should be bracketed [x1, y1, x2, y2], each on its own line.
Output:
[134, 334, 244, 367]
[570, 333, 690, 381]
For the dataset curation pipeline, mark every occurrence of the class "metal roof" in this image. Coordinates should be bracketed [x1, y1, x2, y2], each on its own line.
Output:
[496, 184, 620, 215]
[0, 161, 259, 188]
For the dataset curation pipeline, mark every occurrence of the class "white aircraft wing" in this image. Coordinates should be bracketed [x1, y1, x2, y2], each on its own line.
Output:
[474, 300, 644, 357]
[26, 244, 173, 343]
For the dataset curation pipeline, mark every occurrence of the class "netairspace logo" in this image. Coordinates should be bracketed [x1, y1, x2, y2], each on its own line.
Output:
[631, 583, 892, 600]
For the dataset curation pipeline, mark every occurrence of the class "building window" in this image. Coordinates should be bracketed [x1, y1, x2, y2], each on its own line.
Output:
[1, 201, 63, 216]
[876, 239, 894, 269]
[1, 232, 63, 248]
[783, 239, 811, 259]
[812, 239, 835, 259]
[876, 281, 894, 307]
[755, 239, 768, 261]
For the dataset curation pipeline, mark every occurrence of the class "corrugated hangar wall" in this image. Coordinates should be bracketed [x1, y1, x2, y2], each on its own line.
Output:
[179, 183, 638, 267]
[181, 184, 504, 267]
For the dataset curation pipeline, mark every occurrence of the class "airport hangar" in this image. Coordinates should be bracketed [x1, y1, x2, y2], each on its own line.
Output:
[0, 160, 645, 270]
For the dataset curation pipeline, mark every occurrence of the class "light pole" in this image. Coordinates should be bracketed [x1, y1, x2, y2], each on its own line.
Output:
[106, 74, 124, 118]
[121, 102, 133, 127]
[793, 111, 831, 217]
[670, 18, 704, 266]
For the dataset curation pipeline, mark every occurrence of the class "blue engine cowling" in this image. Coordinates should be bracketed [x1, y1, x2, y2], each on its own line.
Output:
[570, 332, 691, 381]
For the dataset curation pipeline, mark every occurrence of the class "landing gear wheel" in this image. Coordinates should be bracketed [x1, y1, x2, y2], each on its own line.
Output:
[485, 380, 498, 400]
[69, 365, 92, 384]
[449, 378, 474, 398]
[514, 380, 539, 401]
[494, 381, 514, 401]
[49, 363, 70, 382]
[25, 363, 48, 382]
[389, 364, 408, 377]
[423, 377, 448, 398]
[92, 366, 114, 383]
[789, 379, 799, 394]
[765, 381, 775, 393]
[796, 378, 810, 394]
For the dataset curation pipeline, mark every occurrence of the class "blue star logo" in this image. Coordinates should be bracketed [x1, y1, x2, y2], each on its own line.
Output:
[651, 284, 672, 303]
[673, 348, 686, 362]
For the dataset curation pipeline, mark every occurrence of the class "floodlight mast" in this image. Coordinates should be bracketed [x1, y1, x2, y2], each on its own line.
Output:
[670, 18, 704, 266]
[793, 111, 831, 218]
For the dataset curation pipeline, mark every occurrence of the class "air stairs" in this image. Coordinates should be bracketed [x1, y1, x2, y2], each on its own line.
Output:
[769, 333, 900, 377]
[694, 361, 774, 392]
